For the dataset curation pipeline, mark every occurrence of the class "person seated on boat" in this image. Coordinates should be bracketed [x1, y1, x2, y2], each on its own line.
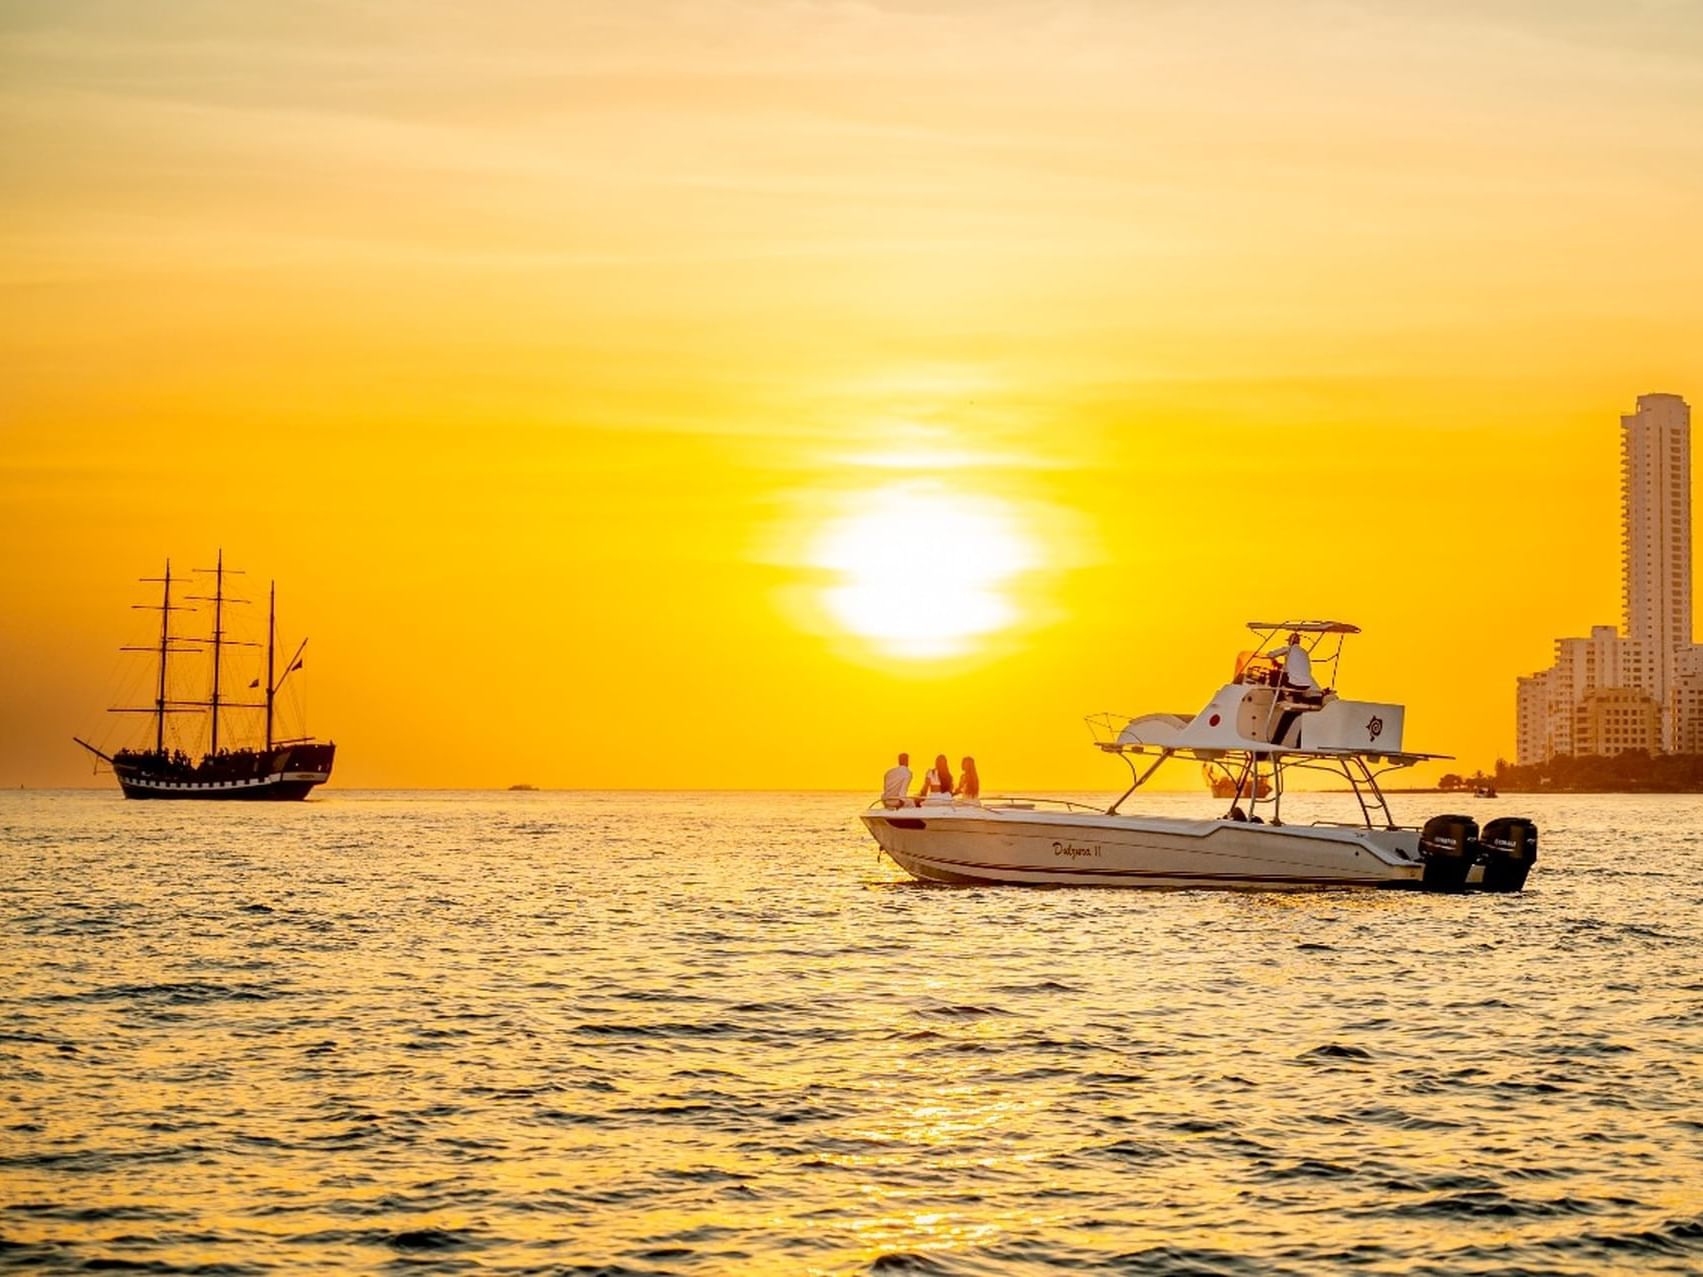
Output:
[918, 754, 954, 802]
[881, 753, 913, 809]
[954, 757, 980, 802]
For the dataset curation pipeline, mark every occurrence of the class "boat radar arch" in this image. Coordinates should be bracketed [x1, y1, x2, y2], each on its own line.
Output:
[1085, 619, 1446, 829]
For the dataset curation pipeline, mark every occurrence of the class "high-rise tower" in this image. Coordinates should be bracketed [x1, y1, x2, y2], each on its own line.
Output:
[1620, 393, 1692, 748]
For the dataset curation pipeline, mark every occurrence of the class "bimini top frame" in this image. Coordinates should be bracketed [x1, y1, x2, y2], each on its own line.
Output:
[1246, 620, 1361, 635]
[1241, 620, 1359, 692]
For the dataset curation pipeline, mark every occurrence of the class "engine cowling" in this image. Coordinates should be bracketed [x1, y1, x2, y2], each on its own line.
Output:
[1477, 816, 1538, 893]
[1419, 813, 1478, 891]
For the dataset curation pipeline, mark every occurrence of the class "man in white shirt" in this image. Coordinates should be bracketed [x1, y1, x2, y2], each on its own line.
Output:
[1272, 631, 1324, 747]
[881, 753, 912, 808]
[1281, 632, 1316, 690]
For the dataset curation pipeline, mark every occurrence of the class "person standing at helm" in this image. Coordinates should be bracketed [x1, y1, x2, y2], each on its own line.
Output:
[1272, 631, 1321, 747]
[1281, 631, 1316, 690]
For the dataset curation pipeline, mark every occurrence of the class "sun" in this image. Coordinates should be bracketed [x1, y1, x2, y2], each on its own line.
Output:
[815, 483, 1035, 657]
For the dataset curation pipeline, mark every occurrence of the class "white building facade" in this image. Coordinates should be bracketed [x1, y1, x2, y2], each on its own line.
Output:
[1515, 394, 1694, 764]
[1621, 392, 1693, 749]
[1678, 645, 1703, 756]
[1515, 671, 1554, 765]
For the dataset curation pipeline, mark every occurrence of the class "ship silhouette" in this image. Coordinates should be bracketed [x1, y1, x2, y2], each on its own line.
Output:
[74, 553, 335, 800]
[1203, 762, 1272, 800]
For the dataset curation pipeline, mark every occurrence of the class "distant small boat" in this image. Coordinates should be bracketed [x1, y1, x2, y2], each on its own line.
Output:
[1474, 785, 1498, 798]
[508, 783, 538, 791]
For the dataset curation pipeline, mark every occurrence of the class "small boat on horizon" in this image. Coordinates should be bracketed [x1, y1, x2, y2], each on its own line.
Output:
[862, 620, 1537, 893]
[74, 554, 336, 800]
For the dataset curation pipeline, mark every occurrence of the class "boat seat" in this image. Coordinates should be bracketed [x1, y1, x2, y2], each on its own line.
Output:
[1270, 688, 1329, 747]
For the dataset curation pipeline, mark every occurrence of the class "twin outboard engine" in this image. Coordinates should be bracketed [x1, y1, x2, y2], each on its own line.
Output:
[1419, 814, 1478, 891]
[1419, 812, 1539, 892]
[1478, 816, 1538, 893]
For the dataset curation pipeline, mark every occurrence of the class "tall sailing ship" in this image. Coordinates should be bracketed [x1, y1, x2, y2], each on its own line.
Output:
[74, 553, 336, 800]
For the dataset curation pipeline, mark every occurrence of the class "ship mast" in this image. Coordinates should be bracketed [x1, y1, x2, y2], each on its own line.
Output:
[265, 580, 275, 751]
[104, 560, 201, 752]
[209, 550, 224, 753]
[268, 616, 310, 749]
[154, 560, 172, 753]
[189, 551, 251, 757]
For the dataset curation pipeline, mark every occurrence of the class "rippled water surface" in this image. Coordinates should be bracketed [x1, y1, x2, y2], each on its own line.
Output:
[2, 789, 1701, 1274]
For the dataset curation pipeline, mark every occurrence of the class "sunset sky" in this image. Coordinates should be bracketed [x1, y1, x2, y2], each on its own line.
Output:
[3, 1, 1701, 789]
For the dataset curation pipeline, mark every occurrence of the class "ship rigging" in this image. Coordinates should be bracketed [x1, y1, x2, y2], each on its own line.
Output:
[73, 553, 335, 800]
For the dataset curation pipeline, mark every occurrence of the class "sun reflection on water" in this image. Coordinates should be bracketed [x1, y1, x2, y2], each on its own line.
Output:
[4, 792, 1702, 1272]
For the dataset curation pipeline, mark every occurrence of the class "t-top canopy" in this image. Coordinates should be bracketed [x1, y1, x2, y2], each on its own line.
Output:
[1246, 620, 1361, 635]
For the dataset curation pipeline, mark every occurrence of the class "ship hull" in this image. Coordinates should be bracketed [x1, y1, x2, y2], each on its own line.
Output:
[110, 743, 335, 802]
[116, 773, 328, 801]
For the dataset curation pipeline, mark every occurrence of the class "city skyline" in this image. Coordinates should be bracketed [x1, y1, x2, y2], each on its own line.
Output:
[1518, 393, 1699, 766]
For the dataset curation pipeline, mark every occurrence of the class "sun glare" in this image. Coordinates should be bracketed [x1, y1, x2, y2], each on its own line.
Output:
[815, 484, 1035, 658]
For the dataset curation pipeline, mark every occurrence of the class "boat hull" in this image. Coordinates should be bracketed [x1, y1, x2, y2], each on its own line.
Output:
[862, 805, 1444, 891]
[111, 743, 335, 801]
[116, 773, 328, 801]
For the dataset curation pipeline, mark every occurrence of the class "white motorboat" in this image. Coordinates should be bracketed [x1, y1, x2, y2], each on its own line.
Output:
[862, 621, 1537, 892]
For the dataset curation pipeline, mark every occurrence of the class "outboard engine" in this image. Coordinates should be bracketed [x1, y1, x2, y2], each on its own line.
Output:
[1419, 813, 1478, 891]
[1477, 816, 1538, 893]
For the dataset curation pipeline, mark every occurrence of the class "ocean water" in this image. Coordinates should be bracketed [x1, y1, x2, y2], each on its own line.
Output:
[1, 789, 1700, 1276]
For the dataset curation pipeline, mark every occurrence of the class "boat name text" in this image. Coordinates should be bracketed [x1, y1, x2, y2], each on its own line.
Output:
[1052, 841, 1102, 859]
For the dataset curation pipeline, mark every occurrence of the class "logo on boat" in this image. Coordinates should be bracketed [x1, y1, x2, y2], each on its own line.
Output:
[1053, 841, 1102, 859]
[1366, 715, 1384, 742]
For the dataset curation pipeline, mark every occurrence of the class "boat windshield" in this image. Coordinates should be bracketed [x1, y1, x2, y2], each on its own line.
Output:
[1234, 650, 1283, 686]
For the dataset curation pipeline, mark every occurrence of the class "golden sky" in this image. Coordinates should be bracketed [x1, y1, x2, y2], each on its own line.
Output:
[3, 1, 1701, 789]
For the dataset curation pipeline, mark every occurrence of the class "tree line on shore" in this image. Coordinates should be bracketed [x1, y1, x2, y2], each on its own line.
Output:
[1438, 751, 1703, 793]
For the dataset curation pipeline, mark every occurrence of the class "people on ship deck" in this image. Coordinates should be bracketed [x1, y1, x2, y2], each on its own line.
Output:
[955, 757, 980, 800]
[881, 753, 913, 809]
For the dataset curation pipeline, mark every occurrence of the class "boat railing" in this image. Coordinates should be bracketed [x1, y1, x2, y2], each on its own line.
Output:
[865, 795, 1106, 814]
[1309, 818, 1421, 832]
[982, 795, 1107, 813]
[1084, 712, 1146, 747]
